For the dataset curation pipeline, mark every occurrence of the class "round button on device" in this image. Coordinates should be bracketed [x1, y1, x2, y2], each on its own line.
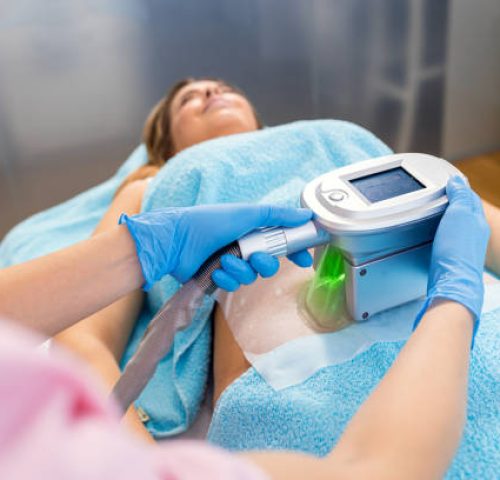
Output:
[328, 190, 348, 202]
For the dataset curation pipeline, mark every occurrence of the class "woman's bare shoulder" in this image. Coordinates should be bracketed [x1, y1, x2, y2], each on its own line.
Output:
[116, 179, 150, 203]
[94, 179, 152, 233]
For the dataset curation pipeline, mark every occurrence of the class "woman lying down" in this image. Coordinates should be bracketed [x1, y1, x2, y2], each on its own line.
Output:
[54, 78, 500, 478]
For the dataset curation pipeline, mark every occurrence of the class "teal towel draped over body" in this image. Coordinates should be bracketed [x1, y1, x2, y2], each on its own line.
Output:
[122, 120, 392, 436]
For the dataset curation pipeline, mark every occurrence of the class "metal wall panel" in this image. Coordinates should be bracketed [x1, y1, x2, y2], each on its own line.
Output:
[443, 0, 500, 159]
[0, 0, 453, 236]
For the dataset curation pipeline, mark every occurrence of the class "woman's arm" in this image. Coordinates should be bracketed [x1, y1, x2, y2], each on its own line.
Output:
[483, 200, 500, 274]
[56, 180, 149, 357]
[242, 301, 473, 480]
[54, 179, 153, 442]
[0, 225, 143, 338]
[330, 300, 473, 478]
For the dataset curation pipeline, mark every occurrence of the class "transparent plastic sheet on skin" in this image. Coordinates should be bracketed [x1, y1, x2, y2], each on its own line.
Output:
[216, 244, 447, 390]
[216, 246, 355, 375]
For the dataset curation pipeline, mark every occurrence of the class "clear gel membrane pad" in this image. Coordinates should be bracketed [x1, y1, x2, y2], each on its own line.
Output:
[217, 253, 500, 390]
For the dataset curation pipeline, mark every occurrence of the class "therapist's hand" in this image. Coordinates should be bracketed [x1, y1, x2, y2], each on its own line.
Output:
[416, 176, 490, 334]
[119, 204, 313, 291]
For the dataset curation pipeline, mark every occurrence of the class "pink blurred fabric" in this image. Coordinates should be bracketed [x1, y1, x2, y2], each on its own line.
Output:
[0, 319, 267, 480]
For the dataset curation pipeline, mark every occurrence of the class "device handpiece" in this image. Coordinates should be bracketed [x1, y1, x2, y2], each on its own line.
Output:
[238, 220, 331, 260]
[195, 220, 330, 294]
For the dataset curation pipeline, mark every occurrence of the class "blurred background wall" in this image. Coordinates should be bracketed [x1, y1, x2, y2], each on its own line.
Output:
[0, 0, 499, 237]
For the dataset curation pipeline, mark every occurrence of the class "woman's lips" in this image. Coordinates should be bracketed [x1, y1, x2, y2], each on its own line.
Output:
[203, 96, 231, 113]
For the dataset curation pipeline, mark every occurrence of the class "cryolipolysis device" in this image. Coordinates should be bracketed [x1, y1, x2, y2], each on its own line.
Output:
[239, 153, 464, 320]
[112, 153, 464, 413]
[300, 153, 464, 320]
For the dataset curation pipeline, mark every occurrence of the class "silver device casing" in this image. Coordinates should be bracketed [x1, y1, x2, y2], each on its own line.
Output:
[301, 153, 465, 321]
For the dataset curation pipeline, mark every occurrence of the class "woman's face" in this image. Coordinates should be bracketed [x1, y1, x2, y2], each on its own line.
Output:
[169, 80, 259, 153]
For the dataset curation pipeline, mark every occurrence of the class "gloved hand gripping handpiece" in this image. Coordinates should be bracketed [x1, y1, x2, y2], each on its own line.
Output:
[111, 209, 329, 415]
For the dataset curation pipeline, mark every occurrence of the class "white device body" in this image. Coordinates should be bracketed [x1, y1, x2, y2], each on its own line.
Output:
[301, 153, 465, 321]
[302, 153, 459, 235]
[238, 153, 464, 321]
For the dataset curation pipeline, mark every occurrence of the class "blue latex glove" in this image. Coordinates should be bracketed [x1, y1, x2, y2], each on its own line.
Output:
[119, 204, 314, 291]
[414, 176, 490, 342]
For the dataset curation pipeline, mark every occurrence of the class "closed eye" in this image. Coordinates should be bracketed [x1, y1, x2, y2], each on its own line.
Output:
[180, 91, 197, 106]
[178, 83, 240, 109]
[219, 84, 240, 96]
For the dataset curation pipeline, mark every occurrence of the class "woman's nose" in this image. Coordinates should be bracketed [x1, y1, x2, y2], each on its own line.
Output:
[205, 85, 221, 98]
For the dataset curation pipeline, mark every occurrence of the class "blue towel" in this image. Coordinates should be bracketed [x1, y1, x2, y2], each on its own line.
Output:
[0, 145, 147, 267]
[207, 288, 500, 480]
[122, 119, 393, 437]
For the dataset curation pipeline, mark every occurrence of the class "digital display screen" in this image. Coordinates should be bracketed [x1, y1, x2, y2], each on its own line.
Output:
[349, 167, 424, 203]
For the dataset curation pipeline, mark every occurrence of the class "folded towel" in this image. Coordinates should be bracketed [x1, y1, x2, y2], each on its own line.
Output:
[207, 285, 500, 479]
[122, 119, 393, 437]
[0, 145, 147, 267]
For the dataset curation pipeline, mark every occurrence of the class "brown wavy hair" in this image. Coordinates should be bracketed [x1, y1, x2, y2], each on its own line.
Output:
[116, 78, 262, 193]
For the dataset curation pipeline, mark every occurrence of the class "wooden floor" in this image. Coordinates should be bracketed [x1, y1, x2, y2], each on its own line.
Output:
[455, 151, 500, 207]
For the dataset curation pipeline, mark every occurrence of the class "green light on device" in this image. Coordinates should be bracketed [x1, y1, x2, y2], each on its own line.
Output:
[304, 245, 348, 330]
[315, 245, 346, 288]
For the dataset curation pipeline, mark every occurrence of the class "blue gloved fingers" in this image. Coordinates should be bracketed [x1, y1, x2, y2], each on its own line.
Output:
[287, 250, 314, 268]
[253, 205, 313, 228]
[471, 188, 485, 216]
[447, 176, 488, 226]
[446, 176, 475, 209]
[212, 268, 241, 292]
[249, 252, 280, 278]
[220, 254, 258, 285]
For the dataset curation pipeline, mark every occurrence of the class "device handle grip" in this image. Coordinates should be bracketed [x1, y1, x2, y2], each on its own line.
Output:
[238, 220, 330, 261]
[193, 221, 330, 295]
[193, 242, 242, 294]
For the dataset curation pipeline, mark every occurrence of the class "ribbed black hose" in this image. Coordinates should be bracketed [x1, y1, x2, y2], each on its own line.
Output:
[111, 242, 242, 415]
